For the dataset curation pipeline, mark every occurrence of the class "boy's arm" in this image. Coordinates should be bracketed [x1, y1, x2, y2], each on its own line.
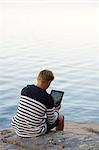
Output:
[46, 104, 61, 125]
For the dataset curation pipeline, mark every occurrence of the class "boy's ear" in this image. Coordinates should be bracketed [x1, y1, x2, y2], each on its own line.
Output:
[48, 80, 52, 85]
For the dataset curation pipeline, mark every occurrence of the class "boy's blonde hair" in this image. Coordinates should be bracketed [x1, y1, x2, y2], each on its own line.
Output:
[37, 70, 54, 82]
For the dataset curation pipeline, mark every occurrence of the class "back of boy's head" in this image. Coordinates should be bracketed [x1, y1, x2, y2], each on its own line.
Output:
[37, 70, 54, 82]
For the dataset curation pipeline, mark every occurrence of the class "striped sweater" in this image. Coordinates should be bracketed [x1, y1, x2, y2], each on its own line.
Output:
[12, 84, 59, 137]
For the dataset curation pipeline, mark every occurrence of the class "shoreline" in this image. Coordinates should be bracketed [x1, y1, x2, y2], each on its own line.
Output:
[1, 121, 99, 130]
[0, 122, 99, 150]
[64, 122, 99, 133]
[1, 121, 99, 132]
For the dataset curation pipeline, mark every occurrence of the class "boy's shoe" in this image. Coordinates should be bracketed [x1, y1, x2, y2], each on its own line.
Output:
[56, 115, 64, 131]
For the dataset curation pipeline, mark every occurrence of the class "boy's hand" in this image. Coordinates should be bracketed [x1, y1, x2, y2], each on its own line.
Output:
[55, 104, 61, 110]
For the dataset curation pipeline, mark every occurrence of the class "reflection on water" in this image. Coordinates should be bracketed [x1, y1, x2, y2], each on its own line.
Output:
[0, 3, 98, 128]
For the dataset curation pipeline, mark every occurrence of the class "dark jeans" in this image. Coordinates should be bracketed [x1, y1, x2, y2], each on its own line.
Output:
[46, 118, 60, 131]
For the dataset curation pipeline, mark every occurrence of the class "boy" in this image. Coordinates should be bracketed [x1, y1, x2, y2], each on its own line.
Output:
[12, 69, 64, 137]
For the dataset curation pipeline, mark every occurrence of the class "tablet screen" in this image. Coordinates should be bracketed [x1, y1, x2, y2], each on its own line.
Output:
[51, 90, 64, 105]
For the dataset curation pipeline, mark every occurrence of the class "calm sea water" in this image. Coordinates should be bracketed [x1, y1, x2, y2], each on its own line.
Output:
[0, 3, 98, 129]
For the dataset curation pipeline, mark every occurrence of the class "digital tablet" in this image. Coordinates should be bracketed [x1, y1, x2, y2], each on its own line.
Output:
[51, 90, 64, 106]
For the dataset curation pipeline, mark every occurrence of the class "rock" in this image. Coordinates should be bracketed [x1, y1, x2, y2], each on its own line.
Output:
[0, 123, 99, 150]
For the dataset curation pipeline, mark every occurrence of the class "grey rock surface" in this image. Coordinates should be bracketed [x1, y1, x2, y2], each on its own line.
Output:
[0, 123, 99, 150]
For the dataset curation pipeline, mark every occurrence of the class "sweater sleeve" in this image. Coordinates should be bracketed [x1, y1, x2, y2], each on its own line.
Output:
[46, 107, 59, 125]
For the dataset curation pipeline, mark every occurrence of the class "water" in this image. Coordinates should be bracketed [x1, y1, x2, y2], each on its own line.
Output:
[0, 3, 98, 129]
